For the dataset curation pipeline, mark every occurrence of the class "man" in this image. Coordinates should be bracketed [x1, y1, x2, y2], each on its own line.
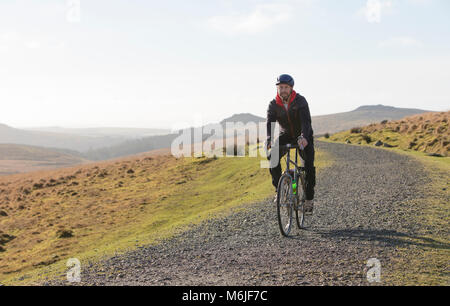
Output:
[265, 74, 316, 214]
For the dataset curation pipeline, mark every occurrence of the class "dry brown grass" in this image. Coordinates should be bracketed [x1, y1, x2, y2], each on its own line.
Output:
[327, 111, 449, 157]
[0, 144, 88, 176]
[0, 153, 182, 277]
[1, 142, 331, 284]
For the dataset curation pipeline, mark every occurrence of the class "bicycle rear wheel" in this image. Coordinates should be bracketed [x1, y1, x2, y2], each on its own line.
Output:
[277, 173, 294, 237]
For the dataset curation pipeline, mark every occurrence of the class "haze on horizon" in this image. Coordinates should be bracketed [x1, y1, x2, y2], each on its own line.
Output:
[1, 0, 449, 130]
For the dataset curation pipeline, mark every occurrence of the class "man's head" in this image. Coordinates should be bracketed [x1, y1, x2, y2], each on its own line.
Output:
[276, 74, 294, 101]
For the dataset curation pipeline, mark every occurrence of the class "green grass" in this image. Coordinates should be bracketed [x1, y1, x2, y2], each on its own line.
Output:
[381, 148, 449, 285]
[319, 136, 449, 285]
[319, 135, 449, 168]
[0, 144, 333, 285]
[323, 117, 448, 157]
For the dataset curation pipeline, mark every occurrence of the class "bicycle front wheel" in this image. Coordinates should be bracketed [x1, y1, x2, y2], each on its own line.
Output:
[295, 171, 306, 229]
[277, 173, 294, 237]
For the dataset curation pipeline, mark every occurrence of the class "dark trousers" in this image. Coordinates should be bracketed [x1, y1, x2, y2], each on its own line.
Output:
[267, 133, 316, 200]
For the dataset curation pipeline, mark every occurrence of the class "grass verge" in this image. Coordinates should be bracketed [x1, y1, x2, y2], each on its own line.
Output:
[319, 136, 449, 285]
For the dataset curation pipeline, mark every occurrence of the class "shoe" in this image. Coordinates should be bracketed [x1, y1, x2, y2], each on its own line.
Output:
[304, 199, 314, 215]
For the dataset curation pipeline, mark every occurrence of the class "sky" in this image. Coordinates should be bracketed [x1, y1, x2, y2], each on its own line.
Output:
[1, 0, 449, 129]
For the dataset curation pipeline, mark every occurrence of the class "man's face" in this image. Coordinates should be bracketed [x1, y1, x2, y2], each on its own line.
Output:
[277, 84, 292, 100]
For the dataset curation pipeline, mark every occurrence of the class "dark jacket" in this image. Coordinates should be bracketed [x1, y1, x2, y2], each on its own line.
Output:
[266, 90, 314, 143]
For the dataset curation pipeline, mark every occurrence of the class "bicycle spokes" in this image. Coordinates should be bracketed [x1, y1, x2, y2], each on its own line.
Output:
[277, 174, 294, 237]
[277, 145, 309, 236]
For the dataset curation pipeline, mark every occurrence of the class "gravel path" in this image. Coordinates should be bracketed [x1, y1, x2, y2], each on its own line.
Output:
[48, 140, 431, 285]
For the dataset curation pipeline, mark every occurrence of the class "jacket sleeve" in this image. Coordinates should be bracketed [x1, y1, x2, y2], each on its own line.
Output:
[299, 98, 313, 140]
[266, 103, 277, 142]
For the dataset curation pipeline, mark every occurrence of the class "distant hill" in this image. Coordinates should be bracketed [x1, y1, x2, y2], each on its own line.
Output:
[0, 105, 430, 157]
[220, 113, 265, 125]
[0, 123, 128, 152]
[82, 105, 432, 160]
[217, 105, 431, 135]
[22, 126, 171, 139]
[0, 144, 88, 175]
[214, 105, 431, 135]
[322, 111, 449, 157]
[82, 113, 267, 160]
[83, 133, 179, 160]
[312, 104, 430, 135]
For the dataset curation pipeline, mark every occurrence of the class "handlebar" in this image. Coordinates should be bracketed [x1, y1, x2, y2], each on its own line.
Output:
[279, 143, 304, 150]
[279, 143, 298, 149]
[266, 136, 306, 152]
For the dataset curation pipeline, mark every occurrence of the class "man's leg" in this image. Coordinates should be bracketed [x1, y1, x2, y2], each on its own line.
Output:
[300, 137, 316, 201]
[267, 133, 291, 191]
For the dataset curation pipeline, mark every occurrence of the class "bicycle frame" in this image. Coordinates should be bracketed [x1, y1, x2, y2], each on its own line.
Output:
[276, 143, 308, 235]
[282, 143, 305, 182]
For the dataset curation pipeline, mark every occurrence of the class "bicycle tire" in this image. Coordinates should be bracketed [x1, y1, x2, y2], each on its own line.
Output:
[277, 173, 294, 237]
[295, 171, 306, 229]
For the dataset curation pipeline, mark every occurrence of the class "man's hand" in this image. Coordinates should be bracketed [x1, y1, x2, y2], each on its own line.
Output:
[264, 139, 272, 152]
[297, 135, 308, 150]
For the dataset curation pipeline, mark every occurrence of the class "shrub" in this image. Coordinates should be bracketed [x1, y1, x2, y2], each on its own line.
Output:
[33, 183, 44, 189]
[56, 229, 73, 238]
[361, 134, 371, 143]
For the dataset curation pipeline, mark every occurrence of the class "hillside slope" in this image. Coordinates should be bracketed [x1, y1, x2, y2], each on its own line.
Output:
[23, 126, 171, 138]
[312, 104, 430, 135]
[0, 144, 330, 284]
[0, 123, 127, 152]
[323, 111, 449, 157]
[84, 105, 430, 160]
[0, 144, 88, 176]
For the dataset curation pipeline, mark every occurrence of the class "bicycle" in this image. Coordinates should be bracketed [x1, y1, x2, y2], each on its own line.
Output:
[275, 141, 308, 237]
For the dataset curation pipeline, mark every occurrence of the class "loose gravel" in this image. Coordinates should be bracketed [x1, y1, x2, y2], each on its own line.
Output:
[47, 140, 431, 286]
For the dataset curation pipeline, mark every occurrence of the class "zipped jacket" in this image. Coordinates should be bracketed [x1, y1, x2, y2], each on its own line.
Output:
[266, 90, 314, 143]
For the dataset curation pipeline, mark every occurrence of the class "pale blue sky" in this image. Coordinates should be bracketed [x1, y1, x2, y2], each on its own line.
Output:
[1, 0, 449, 129]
